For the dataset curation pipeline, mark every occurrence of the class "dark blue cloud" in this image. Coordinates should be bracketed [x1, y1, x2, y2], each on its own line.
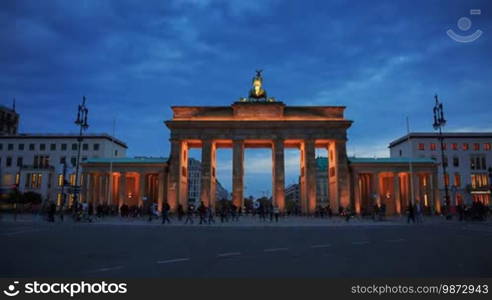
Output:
[1, 0, 491, 195]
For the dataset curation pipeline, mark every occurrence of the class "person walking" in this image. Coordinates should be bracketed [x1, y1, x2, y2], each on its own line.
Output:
[407, 203, 415, 224]
[161, 202, 171, 224]
[185, 204, 194, 224]
[207, 206, 215, 224]
[415, 201, 423, 223]
[273, 205, 280, 223]
[198, 202, 207, 225]
[177, 204, 184, 221]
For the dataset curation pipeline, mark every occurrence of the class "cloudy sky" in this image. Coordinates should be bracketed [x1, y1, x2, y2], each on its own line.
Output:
[1, 0, 491, 196]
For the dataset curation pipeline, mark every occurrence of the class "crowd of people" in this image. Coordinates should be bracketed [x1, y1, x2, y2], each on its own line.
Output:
[23, 198, 492, 225]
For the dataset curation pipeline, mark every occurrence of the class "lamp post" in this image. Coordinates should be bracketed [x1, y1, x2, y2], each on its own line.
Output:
[73, 96, 89, 216]
[432, 94, 451, 219]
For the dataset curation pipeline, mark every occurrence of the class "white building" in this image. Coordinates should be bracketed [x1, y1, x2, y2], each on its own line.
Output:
[389, 132, 492, 206]
[187, 157, 229, 204]
[0, 133, 127, 204]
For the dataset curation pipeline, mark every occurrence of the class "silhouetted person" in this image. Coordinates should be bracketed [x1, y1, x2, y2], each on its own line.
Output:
[407, 203, 415, 224]
[273, 205, 280, 222]
[177, 204, 184, 221]
[162, 202, 171, 224]
[198, 202, 207, 225]
[185, 204, 194, 224]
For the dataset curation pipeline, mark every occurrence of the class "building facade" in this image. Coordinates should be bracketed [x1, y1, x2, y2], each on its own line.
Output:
[389, 132, 492, 206]
[0, 134, 127, 202]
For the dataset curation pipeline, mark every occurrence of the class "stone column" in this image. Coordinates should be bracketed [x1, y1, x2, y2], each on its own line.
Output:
[138, 173, 146, 208]
[118, 172, 127, 208]
[85, 173, 93, 204]
[328, 141, 350, 213]
[412, 172, 420, 206]
[372, 172, 380, 206]
[167, 139, 188, 211]
[305, 139, 317, 214]
[353, 172, 361, 214]
[272, 139, 285, 212]
[299, 142, 307, 213]
[157, 172, 165, 212]
[393, 173, 401, 214]
[232, 139, 244, 209]
[200, 139, 216, 208]
[81, 172, 89, 204]
[431, 171, 440, 214]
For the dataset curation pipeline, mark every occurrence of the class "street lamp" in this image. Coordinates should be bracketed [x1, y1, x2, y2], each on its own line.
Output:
[73, 96, 89, 216]
[432, 94, 451, 219]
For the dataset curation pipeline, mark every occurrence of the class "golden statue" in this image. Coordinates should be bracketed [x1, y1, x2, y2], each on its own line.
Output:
[248, 69, 268, 101]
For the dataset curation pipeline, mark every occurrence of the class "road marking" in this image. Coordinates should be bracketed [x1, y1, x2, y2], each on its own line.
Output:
[263, 248, 288, 252]
[1, 229, 46, 236]
[310, 244, 331, 248]
[88, 266, 124, 273]
[386, 238, 406, 243]
[351, 241, 370, 245]
[157, 258, 190, 264]
[217, 252, 241, 257]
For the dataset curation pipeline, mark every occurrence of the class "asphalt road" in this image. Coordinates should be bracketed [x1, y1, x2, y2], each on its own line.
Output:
[1, 220, 492, 278]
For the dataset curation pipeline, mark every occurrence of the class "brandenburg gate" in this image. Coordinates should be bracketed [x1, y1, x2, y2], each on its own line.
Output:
[165, 71, 352, 213]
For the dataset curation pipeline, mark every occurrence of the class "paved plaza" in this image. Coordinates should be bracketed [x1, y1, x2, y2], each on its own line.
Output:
[1, 214, 492, 278]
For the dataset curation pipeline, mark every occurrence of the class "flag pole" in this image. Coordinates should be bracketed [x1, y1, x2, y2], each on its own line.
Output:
[406, 117, 415, 206]
[107, 118, 116, 207]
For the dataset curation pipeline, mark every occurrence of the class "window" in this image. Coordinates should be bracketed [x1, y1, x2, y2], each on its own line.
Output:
[50, 143, 56, 151]
[81, 156, 87, 162]
[40, 144, 46, 151]
[60, 157, 66, 164]
[442, 155, 448, 168]
[18, 144, 24, 151]
[58, 174, 64, 186]
[72, 143, 77, 151]
[16, 157, 23, 167]
[471, 155, 487, 170]
[430, 143, 437, 151]
[61, 144, 67, 151]
[93, 143, 100, 151]
[418, 143, 425, 150]
[462, 143, 469, 151]
[114, 150, 118, 157]
[82, 143, 88, 151]
[441, 143, 447, 150]
[452, 157, 459, 167]
[6, 157, 12, 167]
[451, 143, 458, 150]
[454, 173, 461, 187]
[69, 174, 76, 185]
[25, 173, 43, 189]
[399, 149, 402, 157]
[33, 155, 50, 168]
[474, 143, 480, 151]
[29, 144, 35, 151]
[8, 144, 13, 151]
[71, 157, 77, 166]
[485, 143, 491, 151]
[444, 173, 450, 186]
[471, 173, 489, 189]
